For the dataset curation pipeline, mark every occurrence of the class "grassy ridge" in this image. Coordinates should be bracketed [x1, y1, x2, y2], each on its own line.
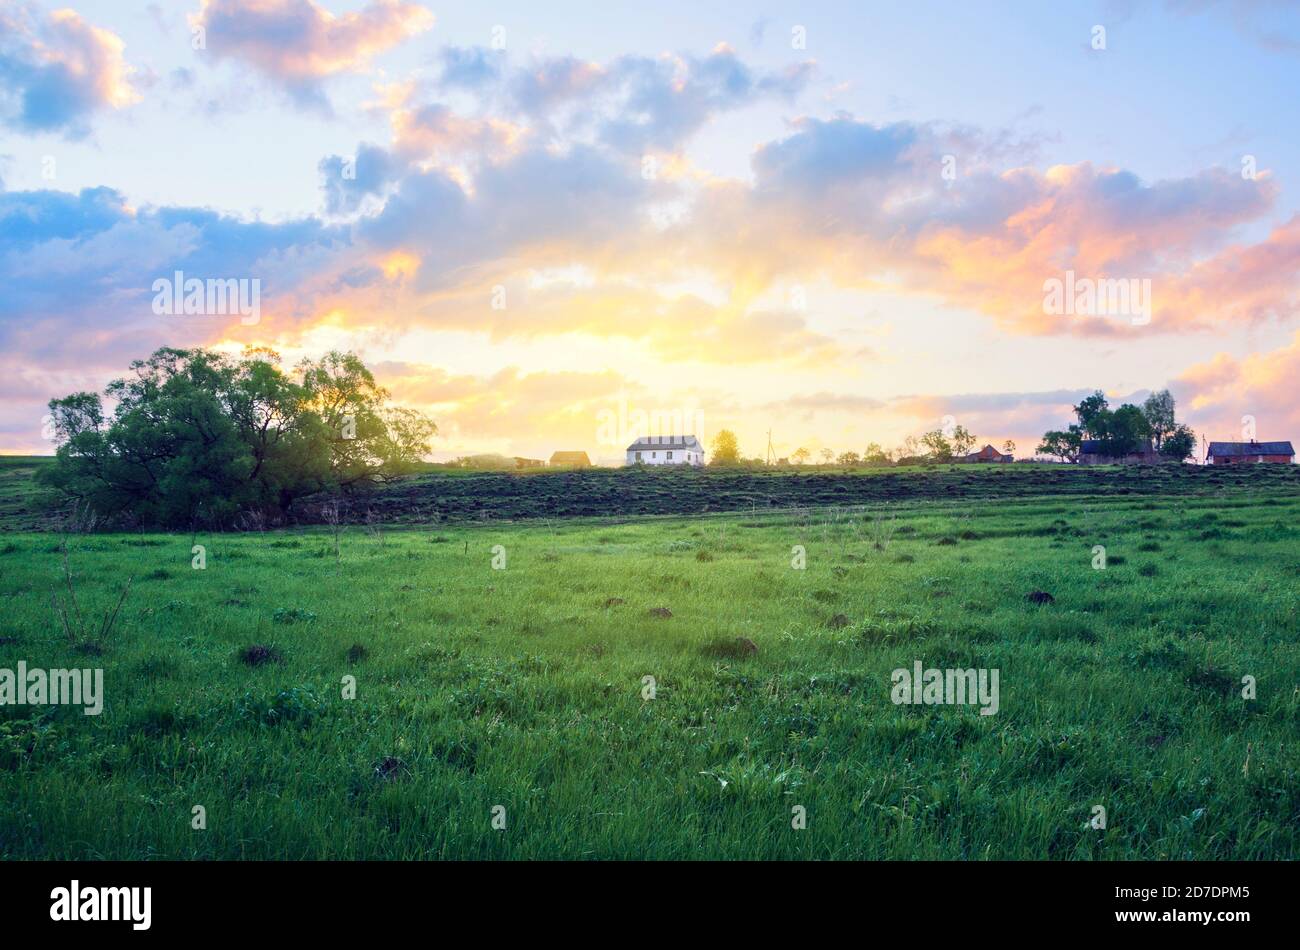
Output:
[337, 461, 1300, 524]
[6, 454, 1299, 530]
[1, 481, 1296, 859]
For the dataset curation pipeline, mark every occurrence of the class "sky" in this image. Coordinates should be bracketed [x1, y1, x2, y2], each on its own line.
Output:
[2, 0, 1299, 464]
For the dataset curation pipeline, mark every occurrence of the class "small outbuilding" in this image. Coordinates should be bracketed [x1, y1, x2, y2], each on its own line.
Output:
[1078, 440, 1160, 465]
[1207, 440, 1295, 464]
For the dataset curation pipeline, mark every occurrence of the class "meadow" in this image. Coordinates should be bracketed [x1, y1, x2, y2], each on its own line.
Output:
[0, 467, 1297, 859]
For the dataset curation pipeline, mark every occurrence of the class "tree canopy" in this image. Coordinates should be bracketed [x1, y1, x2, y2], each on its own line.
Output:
[40, 347, 436, 527]
[1036, 389, 1194, 462]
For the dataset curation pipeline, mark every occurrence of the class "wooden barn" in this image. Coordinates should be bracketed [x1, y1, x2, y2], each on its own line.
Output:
[1206, 440, 1295, 464]
[1078, 440, 1160, 465]
[964, 444, 1013, 463]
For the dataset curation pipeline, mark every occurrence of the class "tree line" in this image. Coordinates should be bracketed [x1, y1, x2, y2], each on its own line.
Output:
[707, 426, 1011, 467]
[1036, 389, 1195, 463]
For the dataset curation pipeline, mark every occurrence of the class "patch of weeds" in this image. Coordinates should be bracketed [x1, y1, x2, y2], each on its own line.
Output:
[701, 636, 759, 658]
[1185, 664, 1235, 696]
[374, 756, 409, 781]
[238, 686, 324, 728]
[238, 644, 283, 667]
[346, 643, 369, 664]
[129, 704, 194, 738]
[1131, 636, 1186, 671]
[272, 607, 317, 625]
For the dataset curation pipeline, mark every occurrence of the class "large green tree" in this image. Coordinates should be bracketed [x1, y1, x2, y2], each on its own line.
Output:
[40, 347, 436, 527]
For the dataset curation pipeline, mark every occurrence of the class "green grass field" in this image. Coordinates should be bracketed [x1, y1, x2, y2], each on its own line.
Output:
[0, 470, 1297, 859]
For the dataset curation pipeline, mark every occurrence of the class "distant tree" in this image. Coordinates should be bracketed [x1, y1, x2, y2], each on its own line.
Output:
[1102, 404, 1153, 458]
[920, 429, 953, 461]
[709, 429, 741, 466]
[863, 442, 890, 466]
[791, 447, 810, 465]
[1073, 391, 1110, 436]
[1045, 391, 1155, 461]
[819, 448, 833, 465]
[1141, 390, 1178, 452]
[1160, 424, 1196, 462]
[1037, 427, 1082, 463]
[837, 451, 861, 466]
[1002, 440, 1016, 456]
[950, 425, 976, 457]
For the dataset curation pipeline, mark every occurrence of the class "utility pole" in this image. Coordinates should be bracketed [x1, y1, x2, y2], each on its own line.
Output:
[765, 429, 776, 466]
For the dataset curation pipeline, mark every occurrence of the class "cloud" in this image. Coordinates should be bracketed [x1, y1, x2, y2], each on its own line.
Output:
[0, 185, 347, 369]
[423, 44, 814, 155]
[1173, 330, 1300, 440]
[318, 143, 398, 215]
[0, 1, 140, 136]
[191, 0, 434, 107]
[678, 116, 1291, 336]
[435, 45, 501, 90]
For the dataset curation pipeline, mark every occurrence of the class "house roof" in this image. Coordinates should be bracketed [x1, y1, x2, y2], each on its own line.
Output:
[549, 451, 591, 464]
[1207, 441, 1295, 457]
[626, 435, 701, 451]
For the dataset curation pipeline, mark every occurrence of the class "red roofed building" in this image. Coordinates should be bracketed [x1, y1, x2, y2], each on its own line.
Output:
[964, 444, 1013, 463]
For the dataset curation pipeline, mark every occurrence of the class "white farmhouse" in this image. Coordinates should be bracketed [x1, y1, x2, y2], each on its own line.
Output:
[626, 435, 704, 466]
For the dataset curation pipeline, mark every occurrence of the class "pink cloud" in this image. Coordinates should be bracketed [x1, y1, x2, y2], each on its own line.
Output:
[191, 0, 433, 104]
